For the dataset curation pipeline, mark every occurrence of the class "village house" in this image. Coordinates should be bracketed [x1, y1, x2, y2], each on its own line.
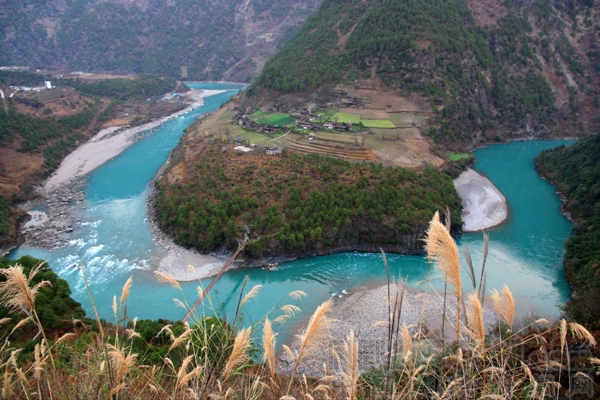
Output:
[265, 146, 282, 155]
[298, 121, 315, 130]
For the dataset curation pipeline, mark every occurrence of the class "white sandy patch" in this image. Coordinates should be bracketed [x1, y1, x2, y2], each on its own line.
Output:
[196, 89, 227, 98]
[43, 88, 227, 193]
[454, 168, 507, 231]
[157, 246, 226, 281]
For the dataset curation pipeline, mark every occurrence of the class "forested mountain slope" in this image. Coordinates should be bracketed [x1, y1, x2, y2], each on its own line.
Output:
[249, 0, 600, 145]
[0, 0, 320, 82]
[536, 134, 600, 326]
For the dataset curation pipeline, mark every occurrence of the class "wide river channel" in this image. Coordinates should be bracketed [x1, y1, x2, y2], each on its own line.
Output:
[9, 83, 574, 339]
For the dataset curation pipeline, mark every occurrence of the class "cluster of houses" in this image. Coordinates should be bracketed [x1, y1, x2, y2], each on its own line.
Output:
[231, 107, 357, 134]
[231, 109, 282, 134]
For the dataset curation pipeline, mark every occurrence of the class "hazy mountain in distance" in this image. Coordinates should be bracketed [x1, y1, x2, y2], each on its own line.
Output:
[0, 0, 321, 82]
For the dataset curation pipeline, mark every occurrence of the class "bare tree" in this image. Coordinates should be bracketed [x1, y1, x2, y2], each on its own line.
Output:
[350, 125, 359, 146]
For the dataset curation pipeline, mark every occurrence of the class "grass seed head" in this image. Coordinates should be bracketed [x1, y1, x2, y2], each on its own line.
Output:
[0, 263, 51, 315]
[223, 327, 252, 380]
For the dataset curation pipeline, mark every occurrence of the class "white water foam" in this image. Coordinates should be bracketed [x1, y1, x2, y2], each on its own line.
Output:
[69, 238, 87, 249]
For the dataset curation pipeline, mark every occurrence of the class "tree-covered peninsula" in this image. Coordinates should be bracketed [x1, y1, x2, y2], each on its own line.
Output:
[156, 138, 462, 263]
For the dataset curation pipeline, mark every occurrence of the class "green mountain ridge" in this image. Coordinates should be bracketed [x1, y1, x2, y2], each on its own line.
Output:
[0, 0, 320, 82]
[249, 0, 600, 145]
[536, 133, 600, 326]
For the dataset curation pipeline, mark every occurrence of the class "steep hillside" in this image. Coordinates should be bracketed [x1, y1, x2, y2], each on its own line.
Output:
[0, 72, 187, 251]
[0, 0, 320, 82]
[249, 0, 600, 145]
[536, 134, 600, 326]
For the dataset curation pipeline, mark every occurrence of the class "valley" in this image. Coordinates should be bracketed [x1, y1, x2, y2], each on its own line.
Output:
[0, 72, 191, 250]
[0, 0, 599, 397]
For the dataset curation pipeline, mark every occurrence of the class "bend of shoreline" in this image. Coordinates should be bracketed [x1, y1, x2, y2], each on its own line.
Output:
[44, 89, 226, 193]
[16, 88, 231, 268]
[146, 166, 231, 282]
[454, 168, 507, 232]
[278, 282, 498, 377]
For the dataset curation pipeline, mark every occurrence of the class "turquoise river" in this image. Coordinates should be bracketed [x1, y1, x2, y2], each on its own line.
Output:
[9, 83, 575, 339]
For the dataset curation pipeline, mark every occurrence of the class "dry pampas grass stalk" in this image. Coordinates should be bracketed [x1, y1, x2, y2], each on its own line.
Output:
[169, 324, 192, 351]
[401, 322, 413, 365]
[119, 276, 133, 310]
[240, 284, 263, 308]
[286, 298, 334, 394]
[0, 262, 58, 375]
[0, 263, 50, 316]
[490, 285, 515, 330]
[262, 318, 277, 382]
[223, 327, 252, 380]
[424, 212, 461, 297]
[293, 298, 334, 370]
[107, 344, 138, 382]
[339, 330, 359, 400]
[466, 293, 485, 352]
[288, 290, 308, 300]
[153, 271, 181, 291]
[177, 355, 202, 389]
[424, 211, 463, 348]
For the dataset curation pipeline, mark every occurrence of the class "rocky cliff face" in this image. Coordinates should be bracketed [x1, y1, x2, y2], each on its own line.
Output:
[0, 0, 321, 82]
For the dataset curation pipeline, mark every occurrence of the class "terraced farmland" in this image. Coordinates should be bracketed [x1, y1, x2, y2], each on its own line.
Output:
[274, 134, 376, 161]
[362, 119, 396, 128]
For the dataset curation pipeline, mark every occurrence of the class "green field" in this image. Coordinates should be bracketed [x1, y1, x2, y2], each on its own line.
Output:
[237, 131, 271, 144]
[362, 119, 396, 128]
[330, 112, 361, 124]
[252, 113, 295, 127]
[32, 89, 65, 102]
[447, 151, 470, 161]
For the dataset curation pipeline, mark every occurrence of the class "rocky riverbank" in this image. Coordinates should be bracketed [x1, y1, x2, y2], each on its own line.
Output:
[278, 282, 498, 378]
[44, 88, 220, 193]
[19, 179, 87, 250]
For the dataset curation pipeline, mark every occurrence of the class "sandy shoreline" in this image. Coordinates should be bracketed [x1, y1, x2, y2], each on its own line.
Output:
[278, 282, 498, 377]
[453, 168, 508, 232]
[44, 89, 226, 193]
[148, 197, 230, 282]
[156, 248, 228, 281]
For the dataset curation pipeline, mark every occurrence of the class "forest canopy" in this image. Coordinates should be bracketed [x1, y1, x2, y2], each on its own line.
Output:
[157, 145, 462, 260]
[536, 134, 600, 326]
